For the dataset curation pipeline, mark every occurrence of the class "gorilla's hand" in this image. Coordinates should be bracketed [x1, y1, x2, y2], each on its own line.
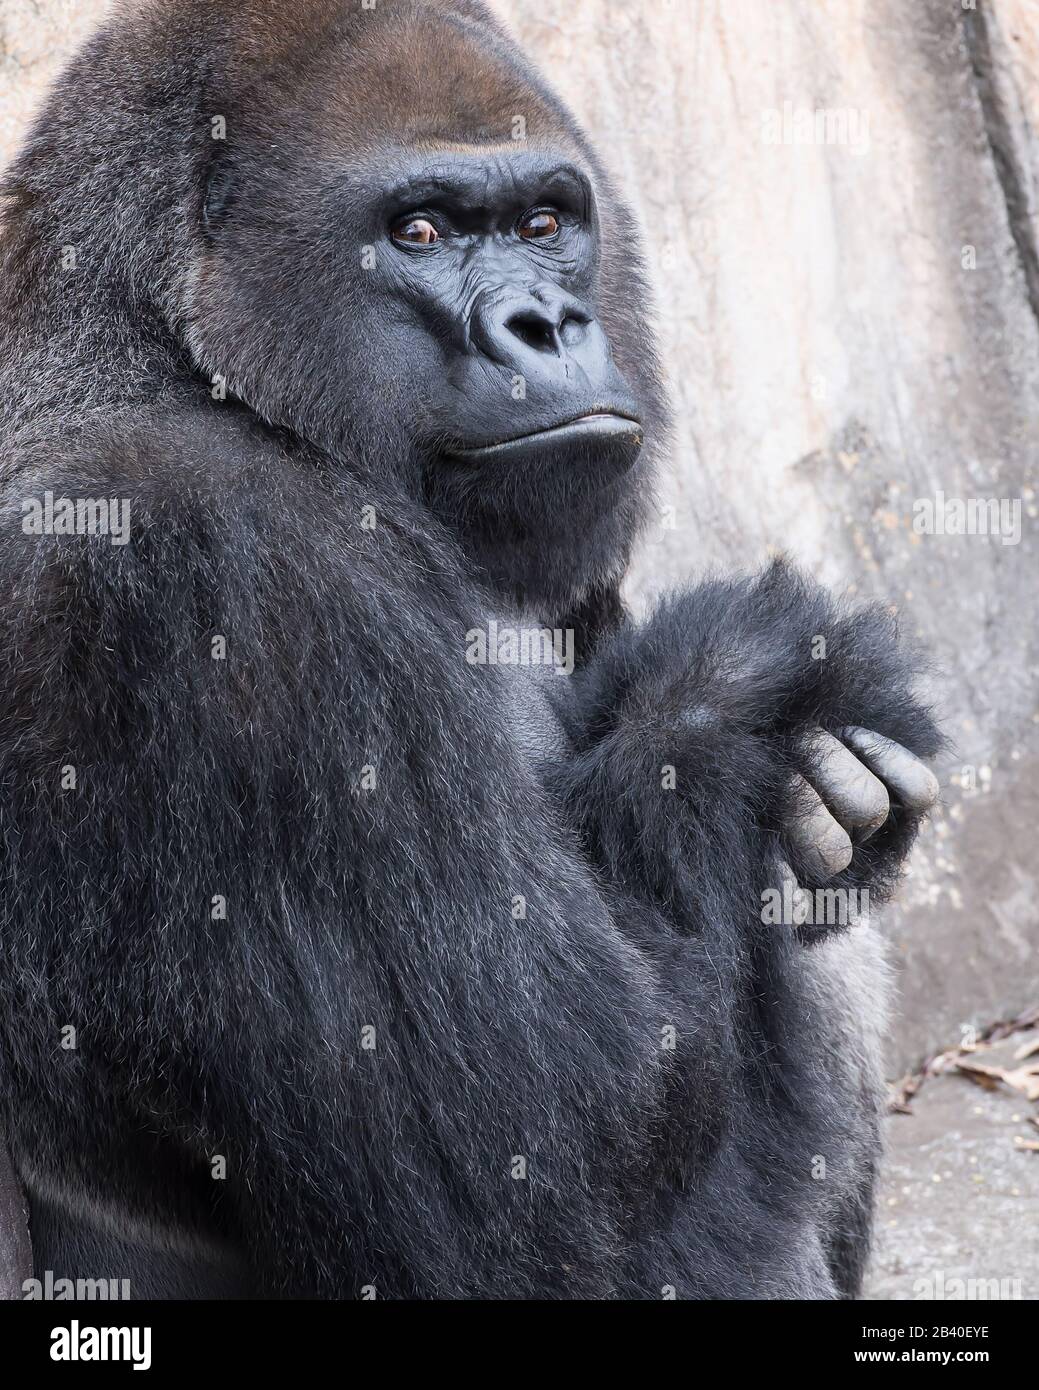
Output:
[550, 559, 945, 937]
[781, 726, 940, 884]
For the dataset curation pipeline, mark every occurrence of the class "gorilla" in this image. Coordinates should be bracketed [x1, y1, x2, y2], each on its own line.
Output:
[0, 0, 941, 1299]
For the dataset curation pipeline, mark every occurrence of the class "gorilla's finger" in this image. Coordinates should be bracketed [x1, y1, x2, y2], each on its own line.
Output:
[803, 729, 889, 837]
[841, 727, 940, 814]
[772, 859, 814, 929]
[777, 857, 798, 890]
[786, 774, 854, 880]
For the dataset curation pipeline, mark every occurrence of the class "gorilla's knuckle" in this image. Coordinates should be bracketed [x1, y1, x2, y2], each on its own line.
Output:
[824, 828, 855, 876]
[857, 777, 890, 828]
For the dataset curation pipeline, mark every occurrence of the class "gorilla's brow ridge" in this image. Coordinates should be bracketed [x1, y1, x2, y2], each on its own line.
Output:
[383, 160, 590, 214]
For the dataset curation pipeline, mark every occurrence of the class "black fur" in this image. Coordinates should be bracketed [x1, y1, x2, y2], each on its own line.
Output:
[0, 0, 941, 1299]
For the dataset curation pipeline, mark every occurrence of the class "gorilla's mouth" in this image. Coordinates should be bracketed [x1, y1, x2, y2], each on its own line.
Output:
[450, 412, 643, 464]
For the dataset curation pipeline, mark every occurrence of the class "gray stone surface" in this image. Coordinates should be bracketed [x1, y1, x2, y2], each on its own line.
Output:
[868, 1032, 1039, 1299]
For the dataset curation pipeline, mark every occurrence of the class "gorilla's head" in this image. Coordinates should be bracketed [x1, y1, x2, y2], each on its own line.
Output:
[2, 0, 668, 619]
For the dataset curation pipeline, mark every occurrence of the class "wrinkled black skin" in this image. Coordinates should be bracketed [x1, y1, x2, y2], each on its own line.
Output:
[0, 0, 942, 1299]
[370, 152, 641, 442]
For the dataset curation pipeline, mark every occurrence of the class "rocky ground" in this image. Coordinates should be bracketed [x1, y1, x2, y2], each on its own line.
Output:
[867, 1026, 1039, 1300]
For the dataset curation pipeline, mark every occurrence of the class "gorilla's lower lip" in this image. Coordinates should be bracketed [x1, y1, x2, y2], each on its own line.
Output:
[450, 412, 643, 461]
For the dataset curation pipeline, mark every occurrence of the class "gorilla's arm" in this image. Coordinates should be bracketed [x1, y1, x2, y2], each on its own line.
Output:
[547, 561, 943, 934]
[0, 423, 684, 1299]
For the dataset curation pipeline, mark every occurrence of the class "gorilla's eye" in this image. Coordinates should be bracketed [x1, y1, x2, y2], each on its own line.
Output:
[518, 209, 560, 240]
[391, 217, 440, 246]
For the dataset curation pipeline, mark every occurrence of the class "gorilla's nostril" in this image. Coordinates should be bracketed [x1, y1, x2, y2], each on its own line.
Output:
[505, 309, 559, 353]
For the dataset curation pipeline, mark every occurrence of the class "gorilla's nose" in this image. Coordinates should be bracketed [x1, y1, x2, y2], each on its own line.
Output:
[453, 283, 641, 449]
[505, 287, 591, 355]
[471, 285, 595, 371]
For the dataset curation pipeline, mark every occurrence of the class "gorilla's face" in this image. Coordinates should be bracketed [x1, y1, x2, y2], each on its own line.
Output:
[377, 148, 642, 470]
[185, 3, 658, 609]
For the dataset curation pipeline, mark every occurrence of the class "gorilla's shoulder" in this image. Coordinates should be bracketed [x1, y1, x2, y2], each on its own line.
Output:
[1, 406, 306, 525]
[0, 406, 477, 733]
[0, 404, 434, 580]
